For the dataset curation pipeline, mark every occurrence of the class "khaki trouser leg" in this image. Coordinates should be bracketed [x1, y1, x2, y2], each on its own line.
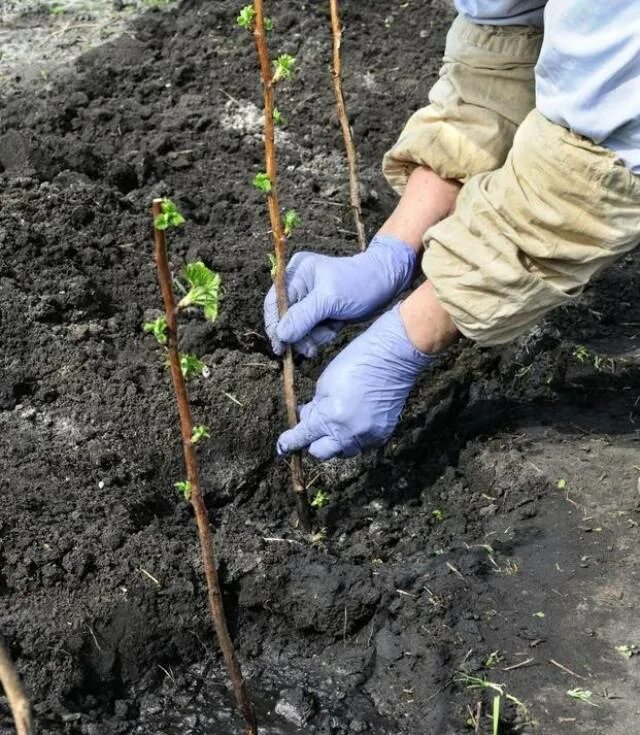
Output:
[382, 15, 543, 190]
[424, 110, 640, 345]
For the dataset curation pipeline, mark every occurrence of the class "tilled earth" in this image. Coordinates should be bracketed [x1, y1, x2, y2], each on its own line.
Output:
[1, 1, 640, 734]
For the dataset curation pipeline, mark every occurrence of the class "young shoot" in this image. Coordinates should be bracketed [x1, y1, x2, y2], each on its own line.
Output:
[272, 54, 295, 83]
[154, 198, 185, 230]
[179, 353, 206, 380]
[191, 425, 211, 444]
[272, 106, 284, 126]
[178, 261, 222, 322]
[311, 489, 330, 508]
[253, 172, 272, 193]
[175, 480, 192, 500]
[283, 209, 301, 237]
[144, 315, 168, 345]
[237, 5, 272, 31]
[267, 253, 277, 279]
[236, 4, 255, 28]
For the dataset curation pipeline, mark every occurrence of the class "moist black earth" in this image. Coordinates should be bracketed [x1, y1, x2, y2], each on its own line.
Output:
[1, 1, 639, 734]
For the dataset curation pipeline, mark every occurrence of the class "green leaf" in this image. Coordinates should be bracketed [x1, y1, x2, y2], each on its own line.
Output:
[264, 16, 274, 31]
[253, 172, 272, 193]
[311, 489, 330, 508]
[272, 106, 284, 126]
[432, 508, 444, 521]
[567, 688, 599, 707]
[236, 5, 255, 29]
[272, 54, 295, 83]
[191, 425, 211, 444]
[267, 252, 277, 280]
[174, 480, 191, 500]
[143, 315, 168, 345]
[179, 353, 205, 380]
[178, 261, 221, 322]
[283, 208, 300, 237]
[556, 478, 567, 490]
[154, 199, 185, 230]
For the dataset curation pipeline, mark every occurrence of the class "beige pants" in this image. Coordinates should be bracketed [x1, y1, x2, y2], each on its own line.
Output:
[383, 16, 640, 345]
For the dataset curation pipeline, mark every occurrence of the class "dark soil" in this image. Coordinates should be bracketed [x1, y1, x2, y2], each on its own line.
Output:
[1, 1, 639, 734]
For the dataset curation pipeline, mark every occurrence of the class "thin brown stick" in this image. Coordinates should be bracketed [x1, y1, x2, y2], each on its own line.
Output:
[253, 0, 312, 532]
[329, 0, 366, 251]
[0, 640, 32, 735]
[152, 200, 257, 735]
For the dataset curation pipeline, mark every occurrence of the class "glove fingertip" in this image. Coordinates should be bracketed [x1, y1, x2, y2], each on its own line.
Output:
[308, 436, 343, 461]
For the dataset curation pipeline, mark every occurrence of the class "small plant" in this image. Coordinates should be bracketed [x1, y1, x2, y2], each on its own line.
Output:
[50, 4, 65, 15]
[328, 0, 366, 249]
[457, 673, 529, 734]
[432, 508, 444, 522]
[283, 209, 301, 237]
[148, 198, 256, 733]
[253, 171, 272, 193]
[556, 478, 567, 490]
[178, 261, 221, 321]
[144, 315, 168, 345]
[178, 353, 206, 380]
[311, 489, 330, 508]
[154, 198, 185, 230]
[191, 425, 211, 444]
[174, 480, 191, 500]
[272, 53, 295, 83]
[240, 0, 312, 531]
[567, 688, 599, 707]
[272, 106, 284, 126]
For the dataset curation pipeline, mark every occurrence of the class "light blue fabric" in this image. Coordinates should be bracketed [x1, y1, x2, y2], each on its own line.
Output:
[454, 1, 640, 174]
[536, 2, 640, 174]
[454, 0, 545, 26]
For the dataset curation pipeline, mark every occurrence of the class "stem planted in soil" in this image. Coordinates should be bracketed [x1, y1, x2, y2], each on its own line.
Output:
[0, 640, 32, 735]
[252, 0, 312, 533]
[329, 0, 366, 251]
[151, 199, 257, 735]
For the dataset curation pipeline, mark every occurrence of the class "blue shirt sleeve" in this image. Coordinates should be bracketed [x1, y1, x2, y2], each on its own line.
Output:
[536, 1, 640, 173]
[454, 0, 546, 26]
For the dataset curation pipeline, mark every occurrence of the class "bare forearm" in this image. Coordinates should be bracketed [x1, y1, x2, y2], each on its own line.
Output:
[378, 166, 461, 252]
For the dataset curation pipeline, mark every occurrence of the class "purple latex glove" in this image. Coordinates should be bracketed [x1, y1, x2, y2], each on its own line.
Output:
[264, 234, 417, 358]
[277, 304, 433, 460]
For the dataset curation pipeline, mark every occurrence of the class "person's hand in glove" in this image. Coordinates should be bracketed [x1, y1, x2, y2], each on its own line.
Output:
[263, 168, 461, 358]
[264, 234, 417, 358]
[276, 283, 459, 460]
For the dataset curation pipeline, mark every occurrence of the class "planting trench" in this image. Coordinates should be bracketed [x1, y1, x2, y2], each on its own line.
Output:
[1, 1, 640, 733]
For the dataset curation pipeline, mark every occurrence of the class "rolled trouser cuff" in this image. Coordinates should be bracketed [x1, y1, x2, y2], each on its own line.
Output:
[382, 15, 543, 191]
[424, 110, 640, 346]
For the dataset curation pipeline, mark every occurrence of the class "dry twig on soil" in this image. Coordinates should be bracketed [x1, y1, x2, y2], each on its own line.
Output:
[252, 0, 312, 532]
[151, 200, 257, 735]
[329, 0, 366, 250]
[0, 640, 33, 735]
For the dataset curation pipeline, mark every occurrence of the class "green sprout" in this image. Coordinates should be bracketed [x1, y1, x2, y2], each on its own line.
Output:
[492, 695, 500, 735]
[253, 172, 272, 193]
[273, 106, 284, 126]
[236, 6, 272, 30]
[556, 478, 567, 490]
[432, 508, 444, 522]
[178, 261, 221, 322]
[144, 315, 168, 345]
[267, 253, 277, 279]
[154, 199, 185, 231]
[311, 489, 330, 508]
[174, 480, 192, 500]
[272, 54, 295, 83]
[51, 4, 65, 15]
[567, 688, 599, 707]
[191, 425, 211, 444]
[283, 209, 301, 237]
[179, 353, 205, 380]
[236, 5, 255, 28]
[573, 345, 590, 364]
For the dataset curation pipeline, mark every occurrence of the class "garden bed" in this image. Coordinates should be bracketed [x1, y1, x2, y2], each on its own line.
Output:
[1, 1, 639, 733]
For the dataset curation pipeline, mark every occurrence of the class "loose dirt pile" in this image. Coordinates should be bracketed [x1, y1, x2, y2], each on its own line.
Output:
[1, 1, 639, 733]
